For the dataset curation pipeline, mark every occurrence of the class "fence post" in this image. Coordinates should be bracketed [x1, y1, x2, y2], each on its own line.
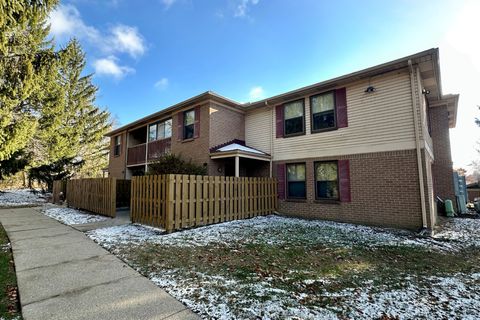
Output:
[110, 177, 117, 217]
[165, 174, 175, 233]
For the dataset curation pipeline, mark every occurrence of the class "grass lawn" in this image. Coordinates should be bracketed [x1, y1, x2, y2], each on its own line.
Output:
[87, 216, 480, 319]
[0, 224, 21, 320]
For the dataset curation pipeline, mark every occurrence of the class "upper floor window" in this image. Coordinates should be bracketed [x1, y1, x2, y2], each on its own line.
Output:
[149, 119, 172, 142]
[113, 135, 121, 156]
[315, 161, 338, 200]
[183, 109, 195, 139]
[311, 91, 335, 132]
[284, 99, 305, 136]
[286, 163, 306, 199]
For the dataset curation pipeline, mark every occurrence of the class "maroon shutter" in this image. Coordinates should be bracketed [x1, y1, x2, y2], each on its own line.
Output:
[335, 88, 348, 128]
[194, 106, 201, 138]
[277, 163, 286, 200]
[275, 105, 284, 138]
[338, 159, 351, 202]
[177, 112, 184, 141]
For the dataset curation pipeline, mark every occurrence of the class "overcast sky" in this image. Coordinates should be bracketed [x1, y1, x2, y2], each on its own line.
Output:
[47, 0, 480, 171]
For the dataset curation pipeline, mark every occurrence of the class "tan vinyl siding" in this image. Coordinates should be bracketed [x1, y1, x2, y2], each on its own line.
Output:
[245, 69, 417, 161]
[245, 107, 272, 154]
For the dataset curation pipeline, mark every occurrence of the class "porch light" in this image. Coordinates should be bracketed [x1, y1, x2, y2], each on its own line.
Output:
[365, 86, 376, 93]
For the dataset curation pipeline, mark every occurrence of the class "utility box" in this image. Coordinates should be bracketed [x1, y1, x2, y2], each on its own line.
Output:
[453, 172, 467, 214]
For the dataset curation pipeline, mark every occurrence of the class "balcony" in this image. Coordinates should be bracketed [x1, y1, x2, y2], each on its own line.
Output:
[127, 143, 146, 166]
[147, 138, 171, 161]
[127, 138, 171, 166]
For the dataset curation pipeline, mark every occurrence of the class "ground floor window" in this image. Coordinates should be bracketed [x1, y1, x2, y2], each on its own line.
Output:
[315, 161, 339, 200]
[286, 163, 306, 199]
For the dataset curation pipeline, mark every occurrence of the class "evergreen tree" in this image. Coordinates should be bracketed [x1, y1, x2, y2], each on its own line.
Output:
[33, 39, 111, 177]
[0, 0, 59, 161]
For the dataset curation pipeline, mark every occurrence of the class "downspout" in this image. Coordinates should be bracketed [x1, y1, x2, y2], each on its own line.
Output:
[408, 59, 428, 229]
[267, 100, 273, 178]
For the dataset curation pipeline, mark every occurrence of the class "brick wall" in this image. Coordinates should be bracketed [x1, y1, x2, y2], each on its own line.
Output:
[108, 131, 127, 179]
[430, 105, 455, 203]
[170, 103, 212, 173]
[274, 149, 424, 230]
[209, 103, 245, 148]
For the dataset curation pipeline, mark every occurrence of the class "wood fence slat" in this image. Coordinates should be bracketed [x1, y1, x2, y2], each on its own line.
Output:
[196, 175, 202, 226]
[189, 175, 195, 227]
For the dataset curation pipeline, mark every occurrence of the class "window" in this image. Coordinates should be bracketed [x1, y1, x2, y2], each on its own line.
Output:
[148, 124, 157, 141]
[148, 119, 172, 142]
[315, 161, 339, 200]
[113, 135, 121, 156]
[311, 91, 335, 132]
[183, 109, 195, 139]
[165, 119, 172, 138]
[284, 100, 305, 136]
[286, 163, 306, 199]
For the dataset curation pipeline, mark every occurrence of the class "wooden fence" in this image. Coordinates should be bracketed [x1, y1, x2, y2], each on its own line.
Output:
[66, 178, 117, 217]
[131, 174, 277, 232]
[52, 180, 67, 204]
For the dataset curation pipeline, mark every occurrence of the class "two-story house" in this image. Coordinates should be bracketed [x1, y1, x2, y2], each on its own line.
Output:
[106, 48, 458, 230]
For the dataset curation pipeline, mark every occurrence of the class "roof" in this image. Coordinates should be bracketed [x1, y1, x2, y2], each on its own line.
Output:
[215, 143, 267, 155]
[467, 182, 480, 189]
[210, 141, 271, 161]
[107, 48, 459, 136]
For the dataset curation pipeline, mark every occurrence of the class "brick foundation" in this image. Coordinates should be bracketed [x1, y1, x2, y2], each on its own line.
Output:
[274, 149, 424, 230]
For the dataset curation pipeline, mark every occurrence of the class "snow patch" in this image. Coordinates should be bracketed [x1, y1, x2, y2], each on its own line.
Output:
[86, 215, 469, 252]
[42, 207, 108, 225]
[86, 215, 480, 319]
[0, 189, 46, 207]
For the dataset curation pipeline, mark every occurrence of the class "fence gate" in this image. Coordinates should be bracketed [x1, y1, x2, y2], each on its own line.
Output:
[66, 178, 117, 217]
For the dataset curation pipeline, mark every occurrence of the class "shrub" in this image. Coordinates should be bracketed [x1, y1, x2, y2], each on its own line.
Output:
[147, 153, 207, 176]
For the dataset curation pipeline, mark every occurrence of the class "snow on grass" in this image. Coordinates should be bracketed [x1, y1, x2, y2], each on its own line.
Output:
[42, 207, 109, 225]
[324, 273, 480, 319]
[433, 217, 480, 247]
[150, 270, 338, 320]
[87, 215, 458, 251]
[0, 189, 47, 207]
[86, 215, 480, 319]
[0, 243, 10, 252]
[86, 224, 164, 249]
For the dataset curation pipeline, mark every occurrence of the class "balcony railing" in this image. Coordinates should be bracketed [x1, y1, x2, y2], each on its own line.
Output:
[127, 143, 146, 166]
[127, 138, 171, 166]
[147, 138, 171, 161]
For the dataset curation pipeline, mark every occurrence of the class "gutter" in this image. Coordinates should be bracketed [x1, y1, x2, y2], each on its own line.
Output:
[408, 59, 428, 229]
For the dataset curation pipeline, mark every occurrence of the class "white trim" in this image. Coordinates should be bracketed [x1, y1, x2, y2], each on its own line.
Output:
[210, 151, 271, 162]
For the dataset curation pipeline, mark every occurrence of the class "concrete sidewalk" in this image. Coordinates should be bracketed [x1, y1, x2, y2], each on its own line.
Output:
[0, 207, 199, 320]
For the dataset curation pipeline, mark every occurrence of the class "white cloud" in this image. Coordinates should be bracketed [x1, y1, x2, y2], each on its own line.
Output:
[48, 4, 147, 80]
[93, 56, 134, 79]
[162, 0, 177, 9]
[109, 25, 146, 59]
[249, 86, 264, 100]
[234, 0, 259, 18]
[48, 4, 100, 42]
[154, 78, 169, 90]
